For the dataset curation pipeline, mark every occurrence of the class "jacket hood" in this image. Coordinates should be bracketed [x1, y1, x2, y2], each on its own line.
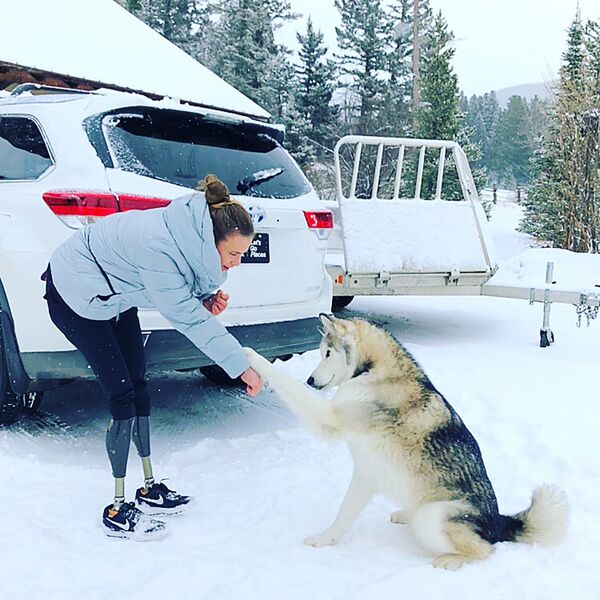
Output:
[162, 192, 226, 293]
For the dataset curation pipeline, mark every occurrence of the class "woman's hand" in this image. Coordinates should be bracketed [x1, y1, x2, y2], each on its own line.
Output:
[241, 367, 263, 397]
[203, 290, 229, 315]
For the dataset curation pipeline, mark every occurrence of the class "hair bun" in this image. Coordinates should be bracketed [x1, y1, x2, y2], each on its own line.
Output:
[196, 174, 230, 205]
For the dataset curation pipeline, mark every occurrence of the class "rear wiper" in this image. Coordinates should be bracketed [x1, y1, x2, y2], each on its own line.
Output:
[237, 167, 285, 195]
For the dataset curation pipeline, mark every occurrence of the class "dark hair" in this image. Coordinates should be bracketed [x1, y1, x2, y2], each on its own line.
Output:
[196, 174, 254, 244]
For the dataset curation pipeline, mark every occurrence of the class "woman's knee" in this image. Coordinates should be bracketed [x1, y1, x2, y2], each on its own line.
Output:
[109, 389, 137, 420]
[134, 384, 151, 417]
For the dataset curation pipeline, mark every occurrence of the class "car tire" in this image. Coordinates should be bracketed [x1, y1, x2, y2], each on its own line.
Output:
[199, 353, 291, 386]
[0, 343, 21, 425]
[199, 365, 244, 387]
[22, 391, 44, 416]
[331, 295, 354, 312]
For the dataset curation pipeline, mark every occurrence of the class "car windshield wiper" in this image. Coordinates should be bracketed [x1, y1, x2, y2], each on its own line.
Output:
[237, 167, 285, 195]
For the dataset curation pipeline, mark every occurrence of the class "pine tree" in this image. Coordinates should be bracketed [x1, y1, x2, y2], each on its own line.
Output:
[269, 60, 315, 167]
[585, 19, 600, 95]
[379, 0, 413, 137]
[521, 12, 600, 252]
[479, 92, 501, 178]
[563, 13, 586, 83]
[527, 95, 550, 143]
[416, 11, 459, 140]
[120, 0, 202, 57]
[491, 95, 533, 187]
[334, 0, 391, 135]
[295, 17, 338, 157]
[463, 95, 487, 172]
[414, 11, 467, 200]
[210, 0, 297, 116]
[118, 0, 142, 12]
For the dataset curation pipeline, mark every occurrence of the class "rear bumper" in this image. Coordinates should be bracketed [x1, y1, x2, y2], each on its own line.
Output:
[17, 317, 322, 392]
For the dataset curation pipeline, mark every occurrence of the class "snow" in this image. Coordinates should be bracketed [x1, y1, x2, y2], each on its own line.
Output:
[490, 247, 600, 293]
[340, 197, 495, 272]
[0, 0, 269, 120]
[2, 195, 600, 599]
[484, 190, 600, 295]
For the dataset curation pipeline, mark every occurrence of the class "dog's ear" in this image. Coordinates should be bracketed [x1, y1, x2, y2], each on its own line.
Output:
[319, 314, 337, 336]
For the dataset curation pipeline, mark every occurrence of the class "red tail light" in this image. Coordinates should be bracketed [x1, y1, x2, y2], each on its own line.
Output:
[42, 191, 118, 217]
[43, 190, 171, 229]
[303, 210, 334, 229]
[303, 210, 334, 240]
[118, 194, 172, 212]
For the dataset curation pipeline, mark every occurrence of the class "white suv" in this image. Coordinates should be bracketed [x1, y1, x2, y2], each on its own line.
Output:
[0, 85, 333, 423]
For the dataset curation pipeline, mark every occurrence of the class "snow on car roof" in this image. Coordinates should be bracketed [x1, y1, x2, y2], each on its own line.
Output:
[0, 87, 282, 135]
[0, 0, 270, 121]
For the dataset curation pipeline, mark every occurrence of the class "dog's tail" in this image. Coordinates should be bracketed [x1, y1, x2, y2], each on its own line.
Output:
[498, 484, 569, 546]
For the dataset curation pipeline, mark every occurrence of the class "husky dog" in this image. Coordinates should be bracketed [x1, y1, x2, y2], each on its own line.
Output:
[245, 315, 568, 570]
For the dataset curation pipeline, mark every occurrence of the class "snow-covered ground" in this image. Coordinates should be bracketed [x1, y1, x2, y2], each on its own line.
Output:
[2, 191, 599, 599]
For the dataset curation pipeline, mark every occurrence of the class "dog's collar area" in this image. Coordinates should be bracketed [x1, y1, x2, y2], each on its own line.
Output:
[352, 360, 373, 379]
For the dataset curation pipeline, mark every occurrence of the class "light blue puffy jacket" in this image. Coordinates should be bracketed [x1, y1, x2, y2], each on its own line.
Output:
[49, 192, 249, 378]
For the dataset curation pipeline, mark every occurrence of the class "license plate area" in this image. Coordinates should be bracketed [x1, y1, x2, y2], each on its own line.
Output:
[241, 233, 270, 264]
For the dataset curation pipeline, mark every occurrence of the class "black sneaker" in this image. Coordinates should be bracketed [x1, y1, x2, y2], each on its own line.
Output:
[102, 502, 167, 541]
[135, 481, 192, 515]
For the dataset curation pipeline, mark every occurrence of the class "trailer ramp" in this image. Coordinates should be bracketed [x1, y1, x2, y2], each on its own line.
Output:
[327, 135, 497, 297]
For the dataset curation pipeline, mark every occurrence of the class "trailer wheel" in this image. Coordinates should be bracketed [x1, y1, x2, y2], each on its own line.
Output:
[539, 329, 555, 348]
[332, 296, 354, 312]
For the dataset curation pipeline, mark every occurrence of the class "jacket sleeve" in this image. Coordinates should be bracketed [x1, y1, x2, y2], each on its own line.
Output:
[138, 253, 249, 379]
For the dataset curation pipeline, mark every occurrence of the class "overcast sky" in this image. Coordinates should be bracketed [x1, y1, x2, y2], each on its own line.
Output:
[281, 0, 600, 96]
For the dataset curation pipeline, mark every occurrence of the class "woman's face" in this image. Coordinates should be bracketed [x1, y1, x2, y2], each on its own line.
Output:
[216, 233, 253, 272]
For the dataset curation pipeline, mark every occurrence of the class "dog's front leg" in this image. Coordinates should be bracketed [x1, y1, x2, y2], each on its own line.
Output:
[304, 469, 373, 547]
[245, 348, 339, 438]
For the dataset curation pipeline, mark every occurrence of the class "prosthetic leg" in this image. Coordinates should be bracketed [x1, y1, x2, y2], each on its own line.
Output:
[130, 415, 193, 515]
[102, 417, 167, 540]
[132, 415, 155, 490]
[105, 417, 134, 508]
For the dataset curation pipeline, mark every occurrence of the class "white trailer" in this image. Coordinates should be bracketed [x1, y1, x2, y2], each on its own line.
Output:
[325, 135, 599, 346]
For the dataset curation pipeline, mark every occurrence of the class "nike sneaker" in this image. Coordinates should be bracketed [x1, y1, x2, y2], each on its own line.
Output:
[135, 481, 192, 515]
[102, 502, 167, 541]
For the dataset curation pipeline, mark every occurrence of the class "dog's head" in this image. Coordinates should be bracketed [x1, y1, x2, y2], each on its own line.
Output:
[307, 315, 360, 389]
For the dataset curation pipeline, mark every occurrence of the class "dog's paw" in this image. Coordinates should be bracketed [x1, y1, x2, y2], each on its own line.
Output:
[303, 533, 338, 548]
[432, 554, 472, 570]
[244, 347, 273, 376]
[390, 509, 410, 524]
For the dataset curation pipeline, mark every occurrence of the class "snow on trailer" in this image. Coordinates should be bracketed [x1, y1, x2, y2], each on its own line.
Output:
[327, 135, 498, 297]
[327, 135, 600, 346]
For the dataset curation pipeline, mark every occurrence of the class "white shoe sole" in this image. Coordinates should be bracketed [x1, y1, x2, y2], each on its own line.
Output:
[103, 524, 168, 541]
[135, 499, 192, 516]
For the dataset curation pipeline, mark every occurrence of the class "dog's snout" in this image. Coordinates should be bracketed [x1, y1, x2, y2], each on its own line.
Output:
[307, 376, 315, 387]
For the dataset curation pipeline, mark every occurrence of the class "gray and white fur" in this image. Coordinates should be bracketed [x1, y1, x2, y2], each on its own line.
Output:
[245, 315, 568, 570]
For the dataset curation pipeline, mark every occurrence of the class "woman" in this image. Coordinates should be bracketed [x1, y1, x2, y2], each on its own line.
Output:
[44, 174, 262, 540]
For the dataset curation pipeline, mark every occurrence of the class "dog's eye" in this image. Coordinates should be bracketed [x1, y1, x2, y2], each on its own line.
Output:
[325, 349, 331, 358]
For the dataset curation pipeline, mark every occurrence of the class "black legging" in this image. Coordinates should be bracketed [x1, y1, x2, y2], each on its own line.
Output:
[44, 267, 150, 420]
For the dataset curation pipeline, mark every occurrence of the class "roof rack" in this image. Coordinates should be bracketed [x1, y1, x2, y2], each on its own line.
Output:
[8, 83, 94, 97]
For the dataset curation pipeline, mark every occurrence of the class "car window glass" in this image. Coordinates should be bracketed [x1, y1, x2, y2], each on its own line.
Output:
[0, 116, 52, 181]
[99, 108, 311, 199]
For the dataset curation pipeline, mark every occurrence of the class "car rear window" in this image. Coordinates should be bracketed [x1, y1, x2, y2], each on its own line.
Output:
[93, 107, 311, 199]
[0, 116, 53, 181]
